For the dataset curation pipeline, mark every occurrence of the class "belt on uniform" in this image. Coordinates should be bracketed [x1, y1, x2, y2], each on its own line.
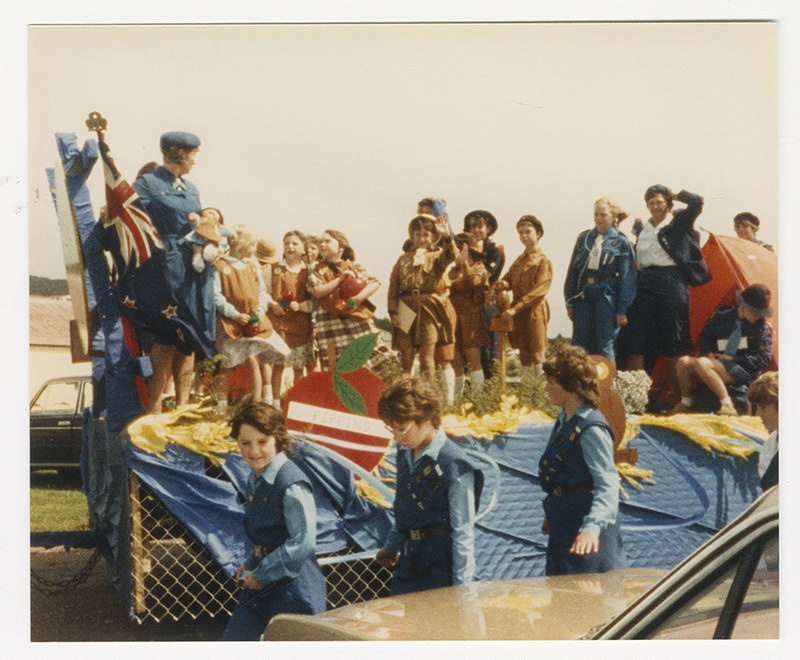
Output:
[400, 289, 436, 296]
[550, 483, 593, 497]
[253, 544, 275, 558]
[403, 526, 451, 541]
[581, 275, 616, 285]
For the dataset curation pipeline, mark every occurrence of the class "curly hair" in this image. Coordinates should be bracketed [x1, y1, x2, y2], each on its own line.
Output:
[229, 399, 292, 454]
[378, 375, 442, 428]
[542, 344, 600, 407]
[228, 229, 254, 261]
[644, 184, 674, 210]
[747, 371, 778, 410]
[594, 197, 628, 227]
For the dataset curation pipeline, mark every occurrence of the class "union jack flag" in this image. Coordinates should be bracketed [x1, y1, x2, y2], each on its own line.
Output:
[101, 152, 163, 268]
[97, 141, 216, 361]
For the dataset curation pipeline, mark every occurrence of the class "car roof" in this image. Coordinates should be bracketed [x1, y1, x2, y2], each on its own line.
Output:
[266, 568, 665, 641]
[266, 487, 778, 642]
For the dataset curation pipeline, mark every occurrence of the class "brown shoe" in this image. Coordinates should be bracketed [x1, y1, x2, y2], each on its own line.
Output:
[718, 403, 738, 416]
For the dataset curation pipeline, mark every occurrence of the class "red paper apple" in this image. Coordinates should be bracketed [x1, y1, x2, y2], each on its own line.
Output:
[340, 276, 367, 300]
[282, 334, 389, 472]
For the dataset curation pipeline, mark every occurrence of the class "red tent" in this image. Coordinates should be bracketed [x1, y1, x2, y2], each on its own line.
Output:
[648, 233, 777, 408]
[689, 233, 778, 369]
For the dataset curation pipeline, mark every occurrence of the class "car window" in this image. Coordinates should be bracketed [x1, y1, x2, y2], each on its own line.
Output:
[649, 533, 778, 640]
[30, 381, 80, 414]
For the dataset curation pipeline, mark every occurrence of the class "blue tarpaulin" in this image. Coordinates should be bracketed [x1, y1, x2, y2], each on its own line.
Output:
[122, 420, 762, 583]
[126, 438, 394, 578]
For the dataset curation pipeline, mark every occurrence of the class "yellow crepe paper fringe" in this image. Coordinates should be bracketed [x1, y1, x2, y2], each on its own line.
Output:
[126, 402, 237, 466]
[442, 395, 553, 439]
[627, 413, 766, 460]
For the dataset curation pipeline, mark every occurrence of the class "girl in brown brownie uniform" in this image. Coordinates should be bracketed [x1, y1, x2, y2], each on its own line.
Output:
[387, 214, 458, 400]
[307, 229, 391, 373]
[448, 232, 490, 396]
[493, 215, 553, 374]
[212, 230, 289, 405]
[263, 231, 315, 405]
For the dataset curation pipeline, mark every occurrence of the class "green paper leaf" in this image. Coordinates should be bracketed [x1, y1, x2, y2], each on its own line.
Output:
[333, 373, 368, 416]
[334, 333, 378, 374]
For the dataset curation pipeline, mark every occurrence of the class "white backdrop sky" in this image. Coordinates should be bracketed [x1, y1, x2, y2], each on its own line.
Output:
[26, 20, 779, 338]
[6, 2, 800, 660]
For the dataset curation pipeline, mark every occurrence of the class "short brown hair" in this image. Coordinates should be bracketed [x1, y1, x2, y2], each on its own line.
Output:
[230, 399, 292, 454]
[542, 344, 600, 407]
[378, 375, 442, 428]
[747, 371, 778, 410]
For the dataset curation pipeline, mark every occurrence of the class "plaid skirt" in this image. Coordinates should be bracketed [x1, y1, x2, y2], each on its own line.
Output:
[313, 311, 393, 372]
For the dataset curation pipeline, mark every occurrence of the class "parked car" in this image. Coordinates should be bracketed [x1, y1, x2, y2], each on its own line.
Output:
[29, 375, 92, 472]
[265, 486, 778, 641]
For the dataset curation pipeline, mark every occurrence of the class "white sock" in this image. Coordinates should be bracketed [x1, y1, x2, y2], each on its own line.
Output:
[720, 396, 733, 407]
[470, 369, 485, 391]
[681, 396, 694, 406]
[262, 385, 273, 404]
[441, 365, 456, 404]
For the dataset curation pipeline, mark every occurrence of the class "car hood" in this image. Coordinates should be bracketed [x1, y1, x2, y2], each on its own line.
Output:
[266, 568, 665, 641]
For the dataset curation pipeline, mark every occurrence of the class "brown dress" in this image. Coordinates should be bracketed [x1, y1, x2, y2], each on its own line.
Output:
[501, 248, 553, 363]
[214, 257, 289, 367]
[448, 260, 490, 351]
[265, 262, 313, 349]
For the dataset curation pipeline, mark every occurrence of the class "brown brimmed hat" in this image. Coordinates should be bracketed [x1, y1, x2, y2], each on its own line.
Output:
[517, 214, 544, 238]
[736, 283, 772, 317]
[408, 213, 437, 237]
[195, 218, 223, 244]
[254, 238, 279, 265]
[463, 210, 498, 236]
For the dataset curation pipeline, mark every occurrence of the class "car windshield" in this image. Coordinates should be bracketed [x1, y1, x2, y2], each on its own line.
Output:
[30, 381, 81, 414]
[649, 533, 778, 640]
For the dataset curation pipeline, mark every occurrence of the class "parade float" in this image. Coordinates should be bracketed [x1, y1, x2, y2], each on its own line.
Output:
[40, 115, 775, 624]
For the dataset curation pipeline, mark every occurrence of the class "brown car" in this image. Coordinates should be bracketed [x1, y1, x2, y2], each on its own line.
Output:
[266, 487, 778, 641]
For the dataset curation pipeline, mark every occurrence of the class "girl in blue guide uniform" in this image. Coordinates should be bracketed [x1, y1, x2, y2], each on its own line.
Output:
[539, 345, 625, 576]
[564, 197, 637, 366]
[222, 400, 326, 641]
[376, 375, 483, 594]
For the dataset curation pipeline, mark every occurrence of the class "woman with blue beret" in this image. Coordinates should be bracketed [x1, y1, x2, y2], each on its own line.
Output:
[133, 131, 213, 411]
[564, 197, 637, 366]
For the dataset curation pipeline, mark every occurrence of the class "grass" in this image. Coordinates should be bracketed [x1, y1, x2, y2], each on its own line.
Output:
[30, 472, 90, 532]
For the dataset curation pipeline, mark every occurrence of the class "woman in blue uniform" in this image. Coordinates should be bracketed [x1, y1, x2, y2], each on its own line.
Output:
[539, 345, 625, 575]
[375, 375, 483, 594]
[564, 197, 637, 365]
[133, 131, 214, 411]
[222, 401, 326, 641]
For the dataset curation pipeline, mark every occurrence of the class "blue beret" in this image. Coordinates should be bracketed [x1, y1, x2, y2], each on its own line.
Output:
[160, 131, 201, 151]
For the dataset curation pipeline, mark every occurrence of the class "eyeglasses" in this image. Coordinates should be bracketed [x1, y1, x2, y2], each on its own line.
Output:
[385, 422, 414, 438]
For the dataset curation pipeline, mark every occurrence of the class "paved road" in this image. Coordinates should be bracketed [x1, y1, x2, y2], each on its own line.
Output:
[30, 547, 228, 642]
